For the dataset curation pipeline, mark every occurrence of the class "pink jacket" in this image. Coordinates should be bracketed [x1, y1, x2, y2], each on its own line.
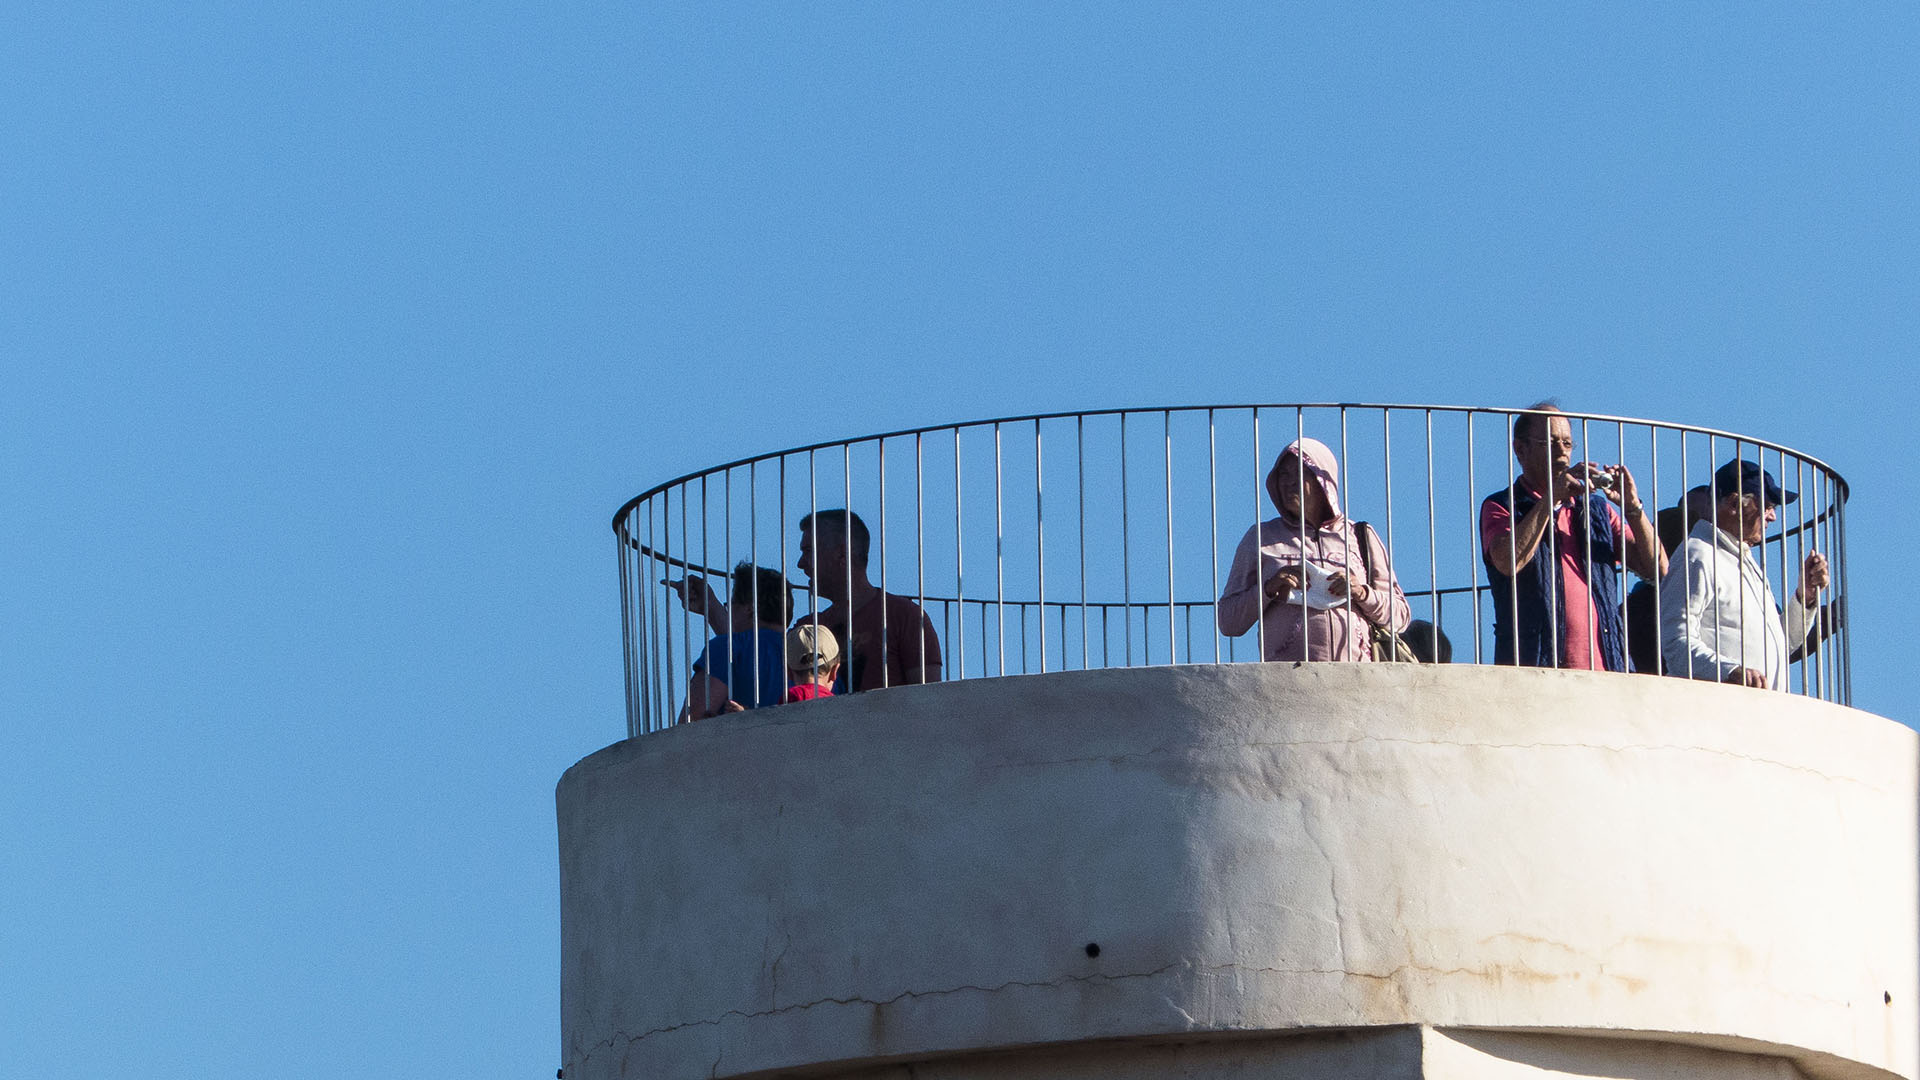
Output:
[1216, 437, 1412, 661]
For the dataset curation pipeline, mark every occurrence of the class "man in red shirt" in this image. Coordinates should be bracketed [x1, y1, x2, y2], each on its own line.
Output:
[795, 509, 943, 693]
[1480, 403, 1666, 670]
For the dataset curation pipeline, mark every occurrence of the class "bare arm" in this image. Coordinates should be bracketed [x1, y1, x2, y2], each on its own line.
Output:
[663, 576, 730, 637]
[1605, 465, 1667, 582]
[1485, 491, 1559, 577]
[678, 673, 738, 723]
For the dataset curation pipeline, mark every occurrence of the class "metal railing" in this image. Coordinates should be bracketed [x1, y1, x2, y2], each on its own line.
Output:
[613, 405, 1850, 736]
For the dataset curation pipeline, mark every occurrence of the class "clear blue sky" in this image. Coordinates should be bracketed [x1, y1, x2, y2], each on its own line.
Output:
[5, 4, 1915, 1077]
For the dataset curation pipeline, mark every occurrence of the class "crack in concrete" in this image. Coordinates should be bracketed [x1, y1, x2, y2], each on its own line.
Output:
[768, 933, 793, 1009]
[572, 962, 1186, 1068]
[566, 956, 1873, 1076]
[1296, 797, 1349, 975]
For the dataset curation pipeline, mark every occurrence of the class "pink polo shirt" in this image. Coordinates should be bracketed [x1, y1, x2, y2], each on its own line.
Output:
[1481, 493, 1631, 670]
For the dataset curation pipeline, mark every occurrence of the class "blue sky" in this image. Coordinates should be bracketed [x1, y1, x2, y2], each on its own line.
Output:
[5, 4, 1916, 1077]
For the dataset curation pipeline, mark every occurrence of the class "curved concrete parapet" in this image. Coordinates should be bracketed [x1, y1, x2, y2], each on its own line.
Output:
[557, 665, 1918, 1080]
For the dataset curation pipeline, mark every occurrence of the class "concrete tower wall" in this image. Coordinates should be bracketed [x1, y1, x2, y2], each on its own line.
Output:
[557, 665, 1918, 1080]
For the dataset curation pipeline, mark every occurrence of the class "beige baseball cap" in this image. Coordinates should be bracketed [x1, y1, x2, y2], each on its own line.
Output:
[785, 623, 840, 673]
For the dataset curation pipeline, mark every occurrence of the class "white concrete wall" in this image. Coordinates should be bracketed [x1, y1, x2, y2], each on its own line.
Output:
[557, 664, 1919, 1080]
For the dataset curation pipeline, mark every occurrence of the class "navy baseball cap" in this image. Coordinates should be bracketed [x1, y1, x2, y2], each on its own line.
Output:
[1711, 459, 1797, 508]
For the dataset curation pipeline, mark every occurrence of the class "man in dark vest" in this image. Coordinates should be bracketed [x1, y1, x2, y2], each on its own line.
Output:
[1479, 402, 1667, 670]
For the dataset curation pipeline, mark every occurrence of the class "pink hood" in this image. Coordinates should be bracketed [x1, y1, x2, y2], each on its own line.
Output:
[1264, 437, 1345, 524]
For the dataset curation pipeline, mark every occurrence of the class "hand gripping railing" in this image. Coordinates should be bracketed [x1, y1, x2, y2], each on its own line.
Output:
[613, 405, 1850, 737]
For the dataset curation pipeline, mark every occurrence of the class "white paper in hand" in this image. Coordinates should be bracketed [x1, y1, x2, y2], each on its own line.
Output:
[1297, 560, 1344, 610]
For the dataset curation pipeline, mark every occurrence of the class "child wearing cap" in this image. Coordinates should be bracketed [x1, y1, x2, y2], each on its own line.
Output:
[782, 624, 840, 704]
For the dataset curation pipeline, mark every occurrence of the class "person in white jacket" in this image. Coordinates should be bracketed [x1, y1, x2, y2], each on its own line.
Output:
[1659, 459, 1829, 689]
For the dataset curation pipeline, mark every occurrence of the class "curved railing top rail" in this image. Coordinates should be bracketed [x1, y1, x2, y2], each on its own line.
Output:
[613, 403, 1851, 735]
[612, 402, 1849, 530]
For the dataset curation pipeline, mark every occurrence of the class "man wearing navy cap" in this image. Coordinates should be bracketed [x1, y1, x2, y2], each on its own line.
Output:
[1658, 459, 1829, 689]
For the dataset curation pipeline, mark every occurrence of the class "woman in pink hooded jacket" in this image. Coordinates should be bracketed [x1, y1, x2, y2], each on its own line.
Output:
[1216, 437, 1411, 661]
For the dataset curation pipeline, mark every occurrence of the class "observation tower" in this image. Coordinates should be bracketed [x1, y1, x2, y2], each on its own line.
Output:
[560, 405, 1916, 1080]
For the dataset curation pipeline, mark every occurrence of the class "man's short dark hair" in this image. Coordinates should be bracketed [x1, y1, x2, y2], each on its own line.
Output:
[731, 561, 792, 625]
[1512, 399, 1562, 444]
[798, 509, 871, 569]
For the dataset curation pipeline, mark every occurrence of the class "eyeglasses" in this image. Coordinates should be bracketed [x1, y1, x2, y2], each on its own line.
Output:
[1518, 436, 1575, 451]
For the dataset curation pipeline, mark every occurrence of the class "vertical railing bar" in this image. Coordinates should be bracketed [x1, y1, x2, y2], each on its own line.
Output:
[1506, 411, 1519, 666]
[616, 522, 636, 736]
[1035, 419, 1047, 673]
[1814, 464, 1830, 701]
[1614, 423, 1627, 672]
[994, 422, 1006, 677]
[727, 467, 739, 703]
[779, 453, 788, 616]
[1826, 466, 1838, 702]
[754, 462, 768, 701]
[1820, 461, 1835, 699]
[741, 463, 756, 707]
[1078, 415, 1089, 671]
[916, 433, 927, 684]
[673, 482, 688, 719]
[1382, 409, 1395, 663]
[1165, 409, 1177, 665]
[1208, 408, 1221, 664]
[1720, 430, 1735, 676]
[842, 442, 853, 689]
[1578, 418, 1594, 668]
[643, 513, 656, 732]
[705, 473, 717, 716]
[645, 503, 662, 731]
[779, 455, 790, 702]
[1296, 406, 1308, 662]
[1838, 471, 1851, 704]
[1647, 426, 1659, 676]
[1789, 454, 1803, 696]
[878, 440, 889, 689]
[1681, 433, 1693, 683]
[807, 451, 819, 697]
[1811, 457, 1824, 699]
[1121, 411, 1133, 666]
[637, 514, 654, 733]
[1426, 409, 1439, 650]
[1772, 447, 1789, 694]
[1467, 412, 1481, 664]
[1252, 407, 1265, 663]
[657, 499, 673, 729]
[1542, 413, 1559, 669]
[1736, 439, 1748, 685]
[954, 427, 966, 682]
[1340, 407, 1353, 651]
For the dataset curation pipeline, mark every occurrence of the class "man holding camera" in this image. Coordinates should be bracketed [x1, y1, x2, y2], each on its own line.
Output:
[1480, 402, 1667, 671]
